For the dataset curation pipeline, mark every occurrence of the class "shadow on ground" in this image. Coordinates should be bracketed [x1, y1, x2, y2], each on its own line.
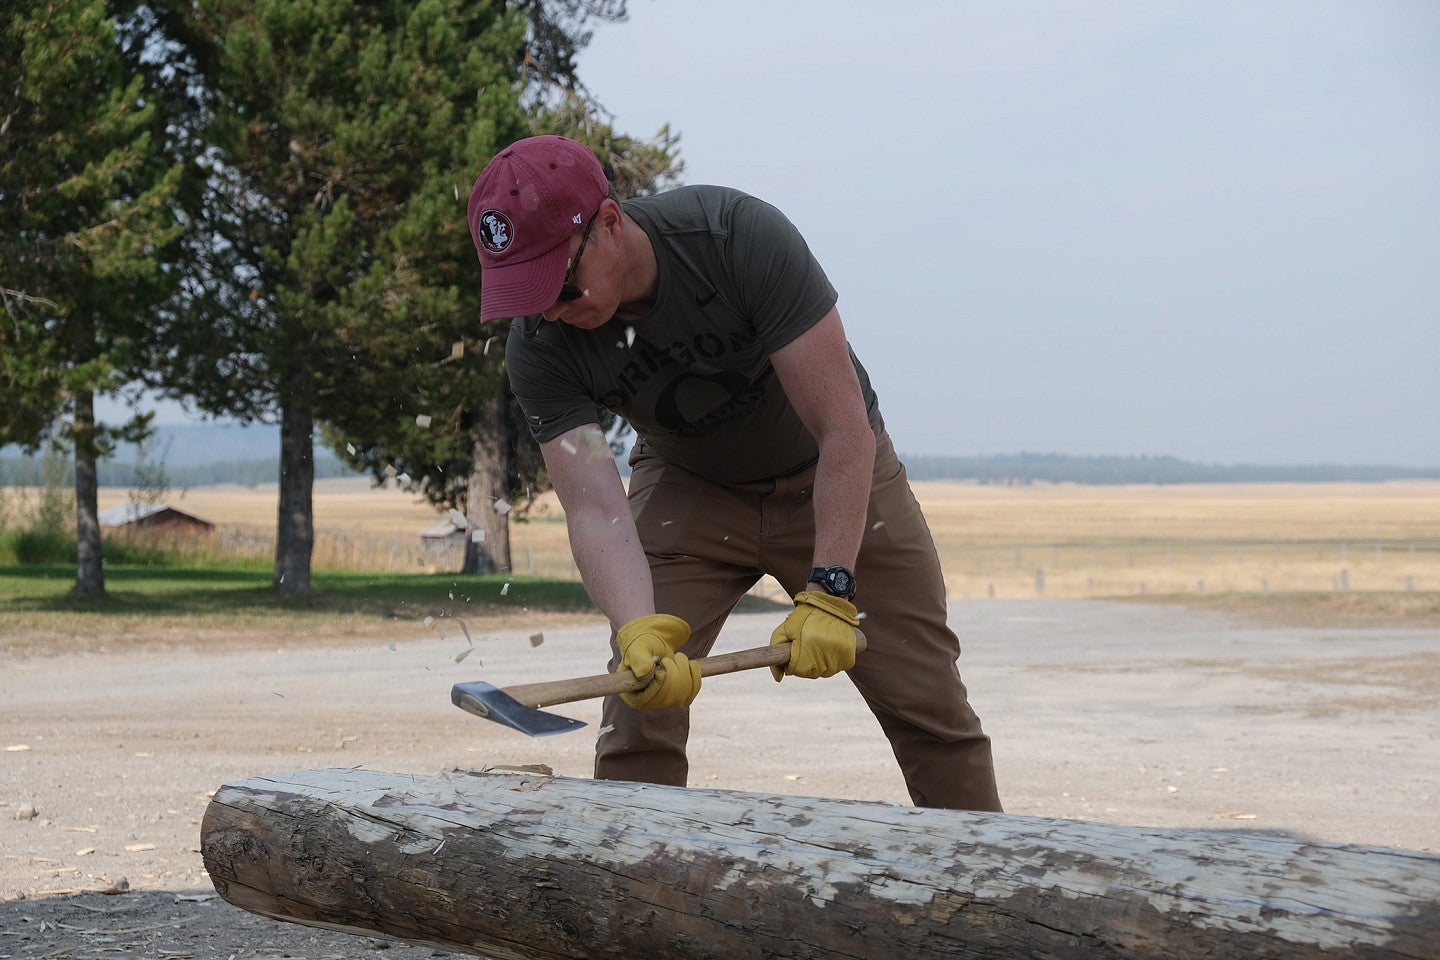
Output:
[0, 890, 457, 958]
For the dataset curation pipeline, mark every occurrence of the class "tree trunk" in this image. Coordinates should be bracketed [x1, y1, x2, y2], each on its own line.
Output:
[201, 767, 1440, 960]
[72, 389, 104, 598]
[461, 385, 511, 575]
[274, 380, 314, 596]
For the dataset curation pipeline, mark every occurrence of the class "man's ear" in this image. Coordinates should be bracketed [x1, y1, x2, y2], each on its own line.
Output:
[599, 197, 624, 234]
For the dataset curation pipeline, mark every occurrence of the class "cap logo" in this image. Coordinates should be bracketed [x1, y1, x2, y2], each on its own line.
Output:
[477, 210, 513, 253]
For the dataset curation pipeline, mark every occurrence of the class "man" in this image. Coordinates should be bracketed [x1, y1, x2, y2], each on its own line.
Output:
[468, 135, 1001, 811]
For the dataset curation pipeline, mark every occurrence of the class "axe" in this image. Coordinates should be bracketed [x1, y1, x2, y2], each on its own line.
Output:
[452, 631, 866, 737]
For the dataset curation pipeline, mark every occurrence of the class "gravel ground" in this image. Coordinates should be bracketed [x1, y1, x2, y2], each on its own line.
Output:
[2, 599, 1437, 957]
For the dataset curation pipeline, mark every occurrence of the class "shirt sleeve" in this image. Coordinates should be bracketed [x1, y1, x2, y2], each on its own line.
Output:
[725, 196, 839, 352]
[504, 318, 601, 444]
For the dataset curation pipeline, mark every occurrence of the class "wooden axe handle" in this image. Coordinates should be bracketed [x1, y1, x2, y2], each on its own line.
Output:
[504, 629, 867, 710]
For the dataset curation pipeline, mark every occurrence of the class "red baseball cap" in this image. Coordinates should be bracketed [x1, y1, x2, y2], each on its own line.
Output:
[468, 136, 610, 321]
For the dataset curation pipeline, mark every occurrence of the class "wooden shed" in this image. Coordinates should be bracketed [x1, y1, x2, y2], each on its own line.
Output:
[419, 517, 467, 556]
[97, 502, 214, 534]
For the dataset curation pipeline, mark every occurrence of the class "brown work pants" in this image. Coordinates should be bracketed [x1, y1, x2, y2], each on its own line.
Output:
[595, 427, 1003, 812]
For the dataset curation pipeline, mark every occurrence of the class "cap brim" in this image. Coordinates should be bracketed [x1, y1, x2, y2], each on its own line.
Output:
[479, 241, 572, 321]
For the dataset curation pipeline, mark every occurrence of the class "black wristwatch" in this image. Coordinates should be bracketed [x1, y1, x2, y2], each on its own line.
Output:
[808, 565, 856, 601]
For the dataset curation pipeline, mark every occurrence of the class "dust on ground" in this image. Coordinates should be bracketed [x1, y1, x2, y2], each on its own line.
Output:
[3, 598, 1437, 958]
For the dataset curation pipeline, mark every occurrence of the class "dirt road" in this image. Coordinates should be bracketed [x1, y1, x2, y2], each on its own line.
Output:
[2, 599, 1437, 957]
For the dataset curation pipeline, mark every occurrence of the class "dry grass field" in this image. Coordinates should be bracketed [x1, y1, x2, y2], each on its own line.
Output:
[6, 477, 1417, 604]
[918, 480, 1440, 600]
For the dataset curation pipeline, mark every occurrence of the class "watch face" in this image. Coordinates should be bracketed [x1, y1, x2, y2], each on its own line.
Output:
[811, 566, 855, 598]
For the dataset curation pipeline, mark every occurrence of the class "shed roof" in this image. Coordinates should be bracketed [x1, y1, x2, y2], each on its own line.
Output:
[97, 503, 212, 528]
[419, 519, 466, 539]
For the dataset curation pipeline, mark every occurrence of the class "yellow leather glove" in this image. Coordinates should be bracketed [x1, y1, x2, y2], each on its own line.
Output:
[616, 614, 701, 710]
[770, 592, 860, 681]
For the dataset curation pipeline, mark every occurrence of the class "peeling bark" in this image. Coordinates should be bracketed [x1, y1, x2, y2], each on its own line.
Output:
[200, 768, 1440, 960]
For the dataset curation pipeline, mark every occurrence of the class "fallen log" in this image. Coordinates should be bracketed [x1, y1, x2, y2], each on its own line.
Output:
[200, 767, 1440, 960]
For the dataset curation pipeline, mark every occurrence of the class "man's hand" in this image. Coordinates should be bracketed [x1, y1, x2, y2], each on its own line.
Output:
[616, 614, 701, 710]
[770, 592, 860, 681]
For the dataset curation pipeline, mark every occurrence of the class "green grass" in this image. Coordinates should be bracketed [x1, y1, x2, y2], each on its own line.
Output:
[0, 528, 191, 566]
[0, 562, 597, 620]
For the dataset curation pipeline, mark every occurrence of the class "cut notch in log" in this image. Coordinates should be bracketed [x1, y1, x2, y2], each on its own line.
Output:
[201, 767, 1440, 960]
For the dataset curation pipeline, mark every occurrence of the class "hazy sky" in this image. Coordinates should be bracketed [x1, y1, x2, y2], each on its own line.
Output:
[100, 1, 1439, 467]
[575, 0, 1440, 466]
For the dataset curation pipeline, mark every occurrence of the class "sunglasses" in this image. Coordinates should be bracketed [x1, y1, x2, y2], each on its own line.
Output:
[557, 207, 600, 303]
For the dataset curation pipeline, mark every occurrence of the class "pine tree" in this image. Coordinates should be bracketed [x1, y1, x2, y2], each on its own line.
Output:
[320, 21, 683, 575]
[0, 0, 181, 596]
[149, 0, 531, 594]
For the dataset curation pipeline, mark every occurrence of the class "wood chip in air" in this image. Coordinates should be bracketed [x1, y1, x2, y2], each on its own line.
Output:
[529, 632, 544, 647]
[416, 414, 433, 428]
[123, 844, 155, 852]
[5, 744, 30, 752]
[453, 648, 478, 664]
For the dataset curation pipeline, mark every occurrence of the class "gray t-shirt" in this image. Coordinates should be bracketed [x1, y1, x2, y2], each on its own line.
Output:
[505, 185, 881, 484]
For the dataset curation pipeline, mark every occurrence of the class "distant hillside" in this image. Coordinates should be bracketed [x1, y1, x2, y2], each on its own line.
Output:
[5, 421, 1439, 488]
[900, 452, 1440, 485]
[0, 453, 362, 489]
[0, 422, 364, 488]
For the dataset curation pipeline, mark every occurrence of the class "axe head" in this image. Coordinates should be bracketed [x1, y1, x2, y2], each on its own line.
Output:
[450, 681, 588, 738]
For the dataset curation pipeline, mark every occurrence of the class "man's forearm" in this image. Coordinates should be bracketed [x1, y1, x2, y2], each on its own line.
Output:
[807, 425, 876, 576]
[567, 506, 655, 629]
